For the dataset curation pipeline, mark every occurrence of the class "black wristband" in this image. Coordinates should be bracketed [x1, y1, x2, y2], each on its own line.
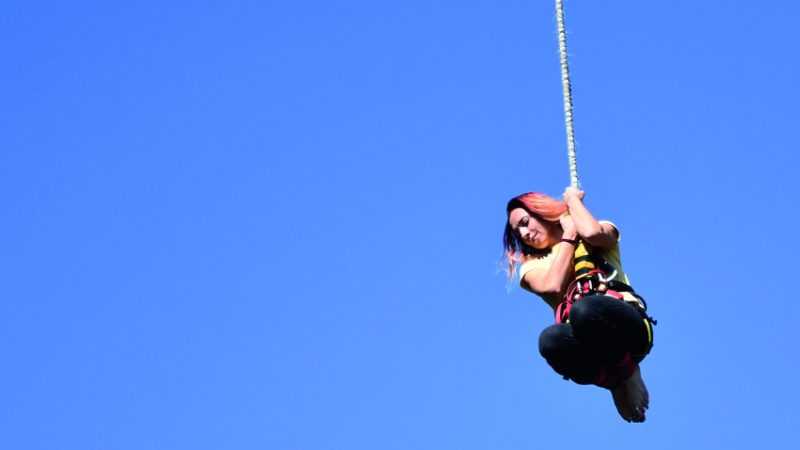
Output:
[560, 238, 578, 245]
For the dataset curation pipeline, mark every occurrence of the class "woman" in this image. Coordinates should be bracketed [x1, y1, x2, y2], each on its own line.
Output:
[503, 187, 654, 423]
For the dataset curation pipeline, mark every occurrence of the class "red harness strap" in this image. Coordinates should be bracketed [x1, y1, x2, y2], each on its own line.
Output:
[555, 269, 624, 324]
[593, 352, 637, 388]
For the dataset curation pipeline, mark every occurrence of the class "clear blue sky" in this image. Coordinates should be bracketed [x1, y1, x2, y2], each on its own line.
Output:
[3, 1, 799, 449]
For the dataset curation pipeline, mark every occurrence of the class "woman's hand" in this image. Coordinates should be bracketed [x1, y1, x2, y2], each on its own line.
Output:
[560, 186, 618, 249]
[559, 213, 578, 240]
[563, 186, 585, 207]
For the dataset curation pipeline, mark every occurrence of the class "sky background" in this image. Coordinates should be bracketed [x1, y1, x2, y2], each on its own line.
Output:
[2, 1, 800, 449]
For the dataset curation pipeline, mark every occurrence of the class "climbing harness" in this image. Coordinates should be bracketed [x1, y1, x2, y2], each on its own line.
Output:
[555, 240, 657, 353]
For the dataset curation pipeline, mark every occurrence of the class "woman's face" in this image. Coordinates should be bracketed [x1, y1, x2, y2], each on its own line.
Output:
[508, 207, 555, 250]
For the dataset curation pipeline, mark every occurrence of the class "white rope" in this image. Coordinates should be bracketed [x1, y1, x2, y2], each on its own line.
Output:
[555, 0, 580, 188]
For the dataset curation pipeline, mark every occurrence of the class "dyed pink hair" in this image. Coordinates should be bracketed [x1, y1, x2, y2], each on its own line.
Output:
[502, 192, 567, 279]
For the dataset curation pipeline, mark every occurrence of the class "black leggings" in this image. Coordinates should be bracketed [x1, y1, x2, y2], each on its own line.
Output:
[538, 295, 652, 387]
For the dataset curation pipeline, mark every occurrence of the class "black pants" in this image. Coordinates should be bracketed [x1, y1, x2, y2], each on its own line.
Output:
[538, 295, 652, 386]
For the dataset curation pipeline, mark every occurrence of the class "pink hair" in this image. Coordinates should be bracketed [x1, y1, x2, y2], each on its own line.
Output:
[502, 192, 567, 279]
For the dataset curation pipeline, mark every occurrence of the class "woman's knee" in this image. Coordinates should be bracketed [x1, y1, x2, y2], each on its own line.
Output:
[568, 295, 606, 325]
[538, 324, 571, 358]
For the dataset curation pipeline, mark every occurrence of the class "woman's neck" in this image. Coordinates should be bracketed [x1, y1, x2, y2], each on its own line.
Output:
[546, 226, 565, 248]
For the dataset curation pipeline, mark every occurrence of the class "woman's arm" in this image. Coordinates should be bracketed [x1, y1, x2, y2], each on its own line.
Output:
[563, 187, 618, 249]
[521, 214, 578, 308]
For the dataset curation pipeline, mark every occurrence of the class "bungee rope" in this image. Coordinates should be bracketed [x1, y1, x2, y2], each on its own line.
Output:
[555, 0, 579, 189]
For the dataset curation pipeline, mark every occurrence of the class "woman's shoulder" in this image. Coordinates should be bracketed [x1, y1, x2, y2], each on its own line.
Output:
[598, 219, 618, 230]
[519, 247, 557, 276]
[598, 220, 621, 241]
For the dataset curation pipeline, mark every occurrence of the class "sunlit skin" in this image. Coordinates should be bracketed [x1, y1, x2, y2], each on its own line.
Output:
[612, 366, 649, 423]
[507, 208, 563, 250]
[508, 186, 650, 423]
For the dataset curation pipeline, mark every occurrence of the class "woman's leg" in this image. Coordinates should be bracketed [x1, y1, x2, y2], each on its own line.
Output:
[567, 295, 652, 422]
[538, 323, 601, 385]
[568, 295, 651, 366]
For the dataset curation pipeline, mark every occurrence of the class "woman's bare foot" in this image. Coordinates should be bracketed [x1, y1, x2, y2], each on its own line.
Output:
[610, 365, 649, 423]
